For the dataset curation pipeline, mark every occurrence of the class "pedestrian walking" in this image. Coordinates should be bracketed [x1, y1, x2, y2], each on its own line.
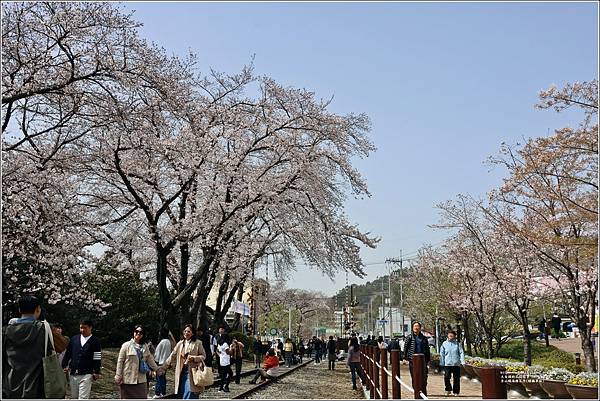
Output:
[159, 324, 206, 399]
[297, 339, 305, 363]
[538, 318, 546, 340]
[249, 348, 280, 384]
[212, 326, 225, 372]
[346, 337, 368, 391]
[114, 325, 162, 399]
[197, 327, 213, 368]
[403, 321, 431, 396]
[2, 294, 55, 398]
[284, 338, 294, 367]
[551, 313, 561, 340]
[62, 318, 102, 399]
[276, 338, 284, 362]
[362, 335, 371, 345]
[313, 336, 321, 364]
[153, 328, 173, 398]
[51, 323, 70, 366]
[377, 335, 387, 350]
[252, 335, 263, 368]
[216, 333, 233, 392]
[439, 329, 464, 397]
[327, 336, 337, 370]
[230, 337, 245, 384]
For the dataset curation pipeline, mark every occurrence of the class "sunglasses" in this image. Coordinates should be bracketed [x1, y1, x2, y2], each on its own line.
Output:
[134, 330, 144, 334]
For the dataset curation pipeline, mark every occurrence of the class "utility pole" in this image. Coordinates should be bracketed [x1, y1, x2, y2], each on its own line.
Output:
[289, 306, 292, 340]
[386, 251, 404, 336]
[381, 278, 385, 338]
[388, 261, 392, 337]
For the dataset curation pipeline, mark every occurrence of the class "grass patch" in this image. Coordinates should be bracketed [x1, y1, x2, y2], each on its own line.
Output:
[494, 340, 585, 373]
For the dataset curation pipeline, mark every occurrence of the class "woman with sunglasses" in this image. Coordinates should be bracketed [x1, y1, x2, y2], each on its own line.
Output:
[114, 325, 162, 399]
[159, 324, 207, 399]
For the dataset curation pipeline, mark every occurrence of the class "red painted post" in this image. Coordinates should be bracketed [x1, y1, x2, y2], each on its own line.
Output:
[480, 367, 507, 399]
[360, 344, 364, 369]
[368, 346, 375, 399]
[412, 353, 425, 399]
[390, 349, 401, 400]
[380, 348, 388, 399]
[373, 346, 380, 399]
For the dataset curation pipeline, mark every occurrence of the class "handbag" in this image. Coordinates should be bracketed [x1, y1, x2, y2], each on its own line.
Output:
[136, 345, 151, 374]
[191, 362, 214, 387]
[42, 321, 67, 398]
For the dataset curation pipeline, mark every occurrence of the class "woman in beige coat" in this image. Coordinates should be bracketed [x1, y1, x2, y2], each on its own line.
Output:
[114, 325, 162, 399]
[160, 324, 207, 399]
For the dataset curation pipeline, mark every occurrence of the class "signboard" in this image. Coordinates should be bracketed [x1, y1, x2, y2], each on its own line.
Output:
[270, 328, 278, 335]
[232, 301, 251, 316]
[377, 319, 389, 325]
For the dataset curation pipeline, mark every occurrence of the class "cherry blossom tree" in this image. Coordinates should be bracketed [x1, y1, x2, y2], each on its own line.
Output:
[1, 1, 177, 312]
[87, 70, 379, 328]
[489, 80, 598, 371]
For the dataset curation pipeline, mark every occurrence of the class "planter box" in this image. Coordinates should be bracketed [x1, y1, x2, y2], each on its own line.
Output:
[541, 379, 573, 399]
[479, 366, 508, 399]
[564, 384, 598, 400]
[523, 381, 550, 399]
[463, 364, 475, 377]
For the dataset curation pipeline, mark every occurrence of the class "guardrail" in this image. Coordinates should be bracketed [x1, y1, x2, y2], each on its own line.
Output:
[360, 344, 428, 400]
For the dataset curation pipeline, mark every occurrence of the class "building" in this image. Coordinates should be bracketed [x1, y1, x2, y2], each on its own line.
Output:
[377, 307, 409, 337]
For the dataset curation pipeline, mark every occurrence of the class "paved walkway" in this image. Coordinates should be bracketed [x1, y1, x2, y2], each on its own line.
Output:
[379, 364, 483, 400]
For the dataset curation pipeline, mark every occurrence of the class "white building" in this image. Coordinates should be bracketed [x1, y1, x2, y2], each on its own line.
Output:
[377, 307, 409, 337]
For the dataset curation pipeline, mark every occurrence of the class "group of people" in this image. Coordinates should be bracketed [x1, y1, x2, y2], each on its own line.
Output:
[538, 312, 572, 340]
[1, 294, 274, 400]
[345, 321, 465, 397]
[4, 294, 466, 399]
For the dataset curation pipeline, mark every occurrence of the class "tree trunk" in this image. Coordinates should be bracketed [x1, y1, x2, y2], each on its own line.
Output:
[463, 312, 473, 355]
[579, 322, 597, 372]
[157, 248, 175, 328]
[518, 305, 532, 366]
[232, 284, 244, 332]
[178, 242, 191, 329]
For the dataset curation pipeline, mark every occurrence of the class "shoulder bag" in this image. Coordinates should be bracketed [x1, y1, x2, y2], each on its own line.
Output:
[191, 361, 214, 387]
[42, 321, 67, 398]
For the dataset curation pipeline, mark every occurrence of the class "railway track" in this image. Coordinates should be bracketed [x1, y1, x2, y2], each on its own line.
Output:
[232, 358, 314, 399]
[160, 359, 315, 399]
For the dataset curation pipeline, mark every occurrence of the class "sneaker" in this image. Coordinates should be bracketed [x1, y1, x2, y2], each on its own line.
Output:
[218, 388, 224, 392]
[453, 394, 459, 397]
[249, 380, 256, 384]
[445, 391, 452, 396]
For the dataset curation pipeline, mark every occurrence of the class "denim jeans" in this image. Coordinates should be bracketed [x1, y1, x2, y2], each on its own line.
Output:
[178, 367, 199, 399]
[349, 362, 366, 388]
[155, 374, 167, 396]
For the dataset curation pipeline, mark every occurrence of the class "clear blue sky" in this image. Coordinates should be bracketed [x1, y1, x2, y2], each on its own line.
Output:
[125, 1, 598, 295]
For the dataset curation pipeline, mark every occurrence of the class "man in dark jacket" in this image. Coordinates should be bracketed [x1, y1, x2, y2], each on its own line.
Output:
[197, 328, 214, 367]
[62, 318, 102, 399]
[551, 313, 562, 341]
[327, 336, 337, 370]
[2, 294, 53, 399]
[253, 335, 263, 368]
[402, 321, 431, 396]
